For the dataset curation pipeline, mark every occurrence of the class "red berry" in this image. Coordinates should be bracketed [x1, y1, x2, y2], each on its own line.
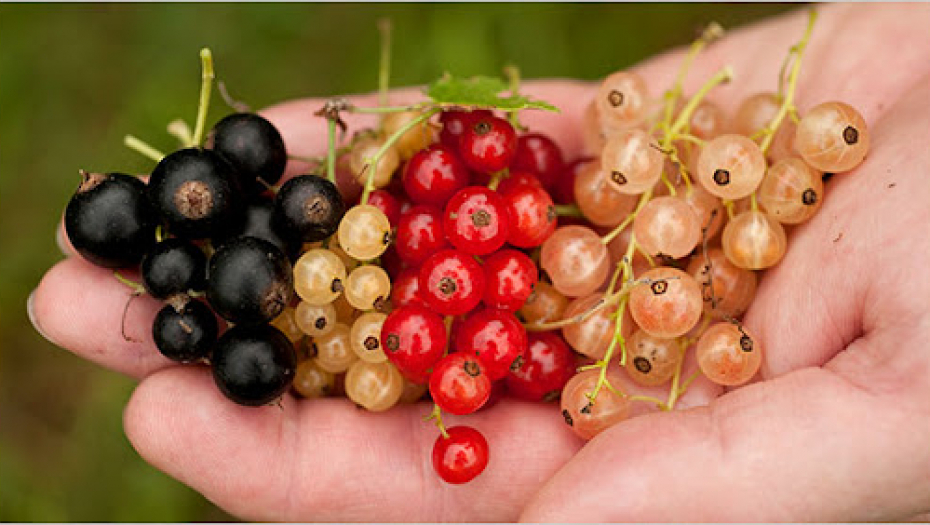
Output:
[391, 266, 427, 309]
[495, 169, 543, 196]
[366, 189, 402, 226]
[395, 205, 449, 265]
[444, 186, 510, 256]
[505, 332, 575, 402]
[511, 132, 565, 190]
[379, 244, 406, 280]
[432, 426, 489, 484]
[500, 183, 557, 248]
[482, 249, 538, 312]
[552, 158, 591, 205]
[429, 353, 491, 415]
[439, 109, 493, 149]
[455, 307, 527, 381]
[459, 116, 517, 174]
[403, 144, 471, 207]
[418, 249, 485, 316]
[381, 304, 447, 383]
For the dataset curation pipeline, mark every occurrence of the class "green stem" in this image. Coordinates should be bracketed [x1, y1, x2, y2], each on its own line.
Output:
[349, 104, 426, 114]
[553, 204, 585, 218]
[601, 188, 653, 245]
[360, 107, 440, 204]
[167, 119, 193, 147]
[326, 118, 337, 184]
[424, 403, 449, 439]
[124, 135, 165, 162]
[377, 18, 392, 107]
[191, 48, 215, 147]
[113, 271, 146, 295]
[487, 169, 508, 191]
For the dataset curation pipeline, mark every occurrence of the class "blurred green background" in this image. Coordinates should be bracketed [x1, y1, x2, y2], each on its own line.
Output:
[0, 3, 796, 521]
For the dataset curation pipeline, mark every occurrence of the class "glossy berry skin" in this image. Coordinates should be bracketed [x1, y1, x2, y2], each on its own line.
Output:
[482, 249, 538, 312]
[366, 189, 402, 227]
[455, 308, 527, 381]
[395, 205, 449, 265]
[458, 115, 517, 174]
[381, 304, 447, 383]
[495, 169, 543, 196]
[141, 237, 207, 299]
[443, 187, 510, 256]
[152, 298, 217, 363]
[439, 109, 493, 149]
[391, 267, 427, 309]
[207, 237, 294, 325]
[215, 199, 301, 261]
[429, 352, 491, 415]
[148, 147, 242, 240]
[209, 112, 287, 194]
[499, 183, 556, 248]
[510, 132, 565, 190]
[505, 332, 575, 402]
[211, 323, 297, 407]
[272, 175, 346, 242]
[432, 426, 490, 485]
[418, 249, 486, 316]
[402, 144, 471, 207]
[65, 172, 158, 268]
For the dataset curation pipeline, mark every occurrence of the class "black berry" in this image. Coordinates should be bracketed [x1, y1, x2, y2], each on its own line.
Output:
[206, 236, 294, 325]
[152, 297, 218, 363]
[211, 323, 296, 406]
[208, 112, 288, 194]
[141, 237, 207, 299]
[272, 175, 346, 242]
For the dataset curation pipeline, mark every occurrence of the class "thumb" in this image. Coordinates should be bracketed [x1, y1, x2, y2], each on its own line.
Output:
[520, 364, 930, 522]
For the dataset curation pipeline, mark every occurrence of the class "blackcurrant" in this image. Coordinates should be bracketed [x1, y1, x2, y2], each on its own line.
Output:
[64, 171, 158, 268]
[148, 147, 242, 239]
[211, 323, 296, 406]
[208, 112, 288, 194]
[141, 237, 207, 299]
[214, 198, 302, 261]
[207, 236, 294, 325]
[272, 175, 345, 242]
[152, 296, 218, 363]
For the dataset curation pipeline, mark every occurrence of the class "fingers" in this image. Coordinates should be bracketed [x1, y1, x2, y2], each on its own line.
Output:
[124, 366, 582, 522]
[521, 366, 930, 522]
[31, 257, 174, 379]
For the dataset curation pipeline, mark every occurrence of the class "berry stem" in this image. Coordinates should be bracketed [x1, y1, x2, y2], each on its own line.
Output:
[113, 270, 146, 296]
[759, 8, 817, 155]
[583, 296, 629, 407]
[667, 66, 733, 140]
[123, 135, 165, 162]
[665, 343, 689, 410]
[377, 18, 392, 107]
[191, 48, 215, 148]
[167, 119, 194, 147]
[524, 288, 623, 332]
[360, 107, 441, 204]
[601, 188, 653, 245]
[552, 204, 585, 218]
[661, 22, 724, 128]
[326, 118, 337, 184]
[424, 402, 449, 439]
[349, 104, 427, 114]
[487, 169, 508, 191]
[503, 64, 523, 130]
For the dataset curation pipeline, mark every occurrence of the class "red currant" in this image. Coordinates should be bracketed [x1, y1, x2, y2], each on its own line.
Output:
[391, 266, 427, 309]
[482, 249, 538, 312]
[429, 352, 491, 415]
[439, 109, 493, 149]
[418, 249, 485, 316]
[500, 183, 557, 248]
[553, 157, 592, 205]
[510, 132, 565, 190]
[402, 144, 471, 207]
[444, 186, 510, 256]
[455, 307, 527, 381]
[365, 189, 402, 226]
[432, 426, 489, 484]
[495, 169, 543, 196]
[505, 332, 575, 402]
[381, 304, 447, 383]
[395, 205, 449, 265]
[458, 115, 517, 174]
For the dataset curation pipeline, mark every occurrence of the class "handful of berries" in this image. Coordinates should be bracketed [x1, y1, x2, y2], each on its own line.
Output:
[61, 9, 869, 485]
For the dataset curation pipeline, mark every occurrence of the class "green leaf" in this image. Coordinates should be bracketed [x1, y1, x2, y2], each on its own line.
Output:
[426, 73, 559, 112]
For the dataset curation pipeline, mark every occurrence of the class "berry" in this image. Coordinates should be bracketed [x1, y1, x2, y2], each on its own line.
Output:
[344, 360, 405, 412]
[458, 115, 517, 174]
[429, 352, 491, 415]
[272, 175, 346, 243]
[695, 322, 762, 386]
[293, 248, 347, 306]
[795, 101, 869, 173]
[552, 158, 591, 205]
[152, 297, 218, 363]
[505, 332, 575, 402]
[438, 109, 493, 149]
[394, 205, 449, 265]
[539, 226, 610, 298]
[148, 147, 242, 239]
[494, 169, 543, 196]
[216, 199, 301, 260]
[499, 183, 557, 248]
[381, 304, 447, 383]
[208, 112, 287, 194]
[402, 144, 471, 207]
[418, 249, 485, 316]
[337, 204, 392, 261]
[454, 307, 527, 381]
[206, 236, 294, 325]
[482, 249, 538, 312]
[141, 237, 207, 299]
[443, 186, 510, 256]
[212, 323, 297, 406]
[432, 426, 489, 485]
[628, 267, 703, 339]
[64, 171, 158, 268]
[366, 189, 402, 227]
[391, 267, 427, 309]
[510, 132, 565, 190]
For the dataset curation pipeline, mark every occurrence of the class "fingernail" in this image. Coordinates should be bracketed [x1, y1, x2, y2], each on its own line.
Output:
[27, 289, 53, 344]
[56, 221, 71, 257]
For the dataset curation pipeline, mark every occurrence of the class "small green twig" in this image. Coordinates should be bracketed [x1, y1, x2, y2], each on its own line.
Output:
[423, 403, 449, 439]
[167, 119, 194, 147]
[124, 135, 165, 162]
[378, 18, 392, 107]
[191, 48, 215, 147]
[326, 118, 337, 184]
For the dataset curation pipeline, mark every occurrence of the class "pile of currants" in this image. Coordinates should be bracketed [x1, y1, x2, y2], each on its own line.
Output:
[61, 9, 870, 485]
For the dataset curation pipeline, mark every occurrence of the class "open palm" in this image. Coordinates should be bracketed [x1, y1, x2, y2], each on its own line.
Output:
[32, 3, 930, 521]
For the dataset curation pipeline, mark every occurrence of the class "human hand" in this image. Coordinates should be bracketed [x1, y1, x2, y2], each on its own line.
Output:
[30, 3, 930, 521]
